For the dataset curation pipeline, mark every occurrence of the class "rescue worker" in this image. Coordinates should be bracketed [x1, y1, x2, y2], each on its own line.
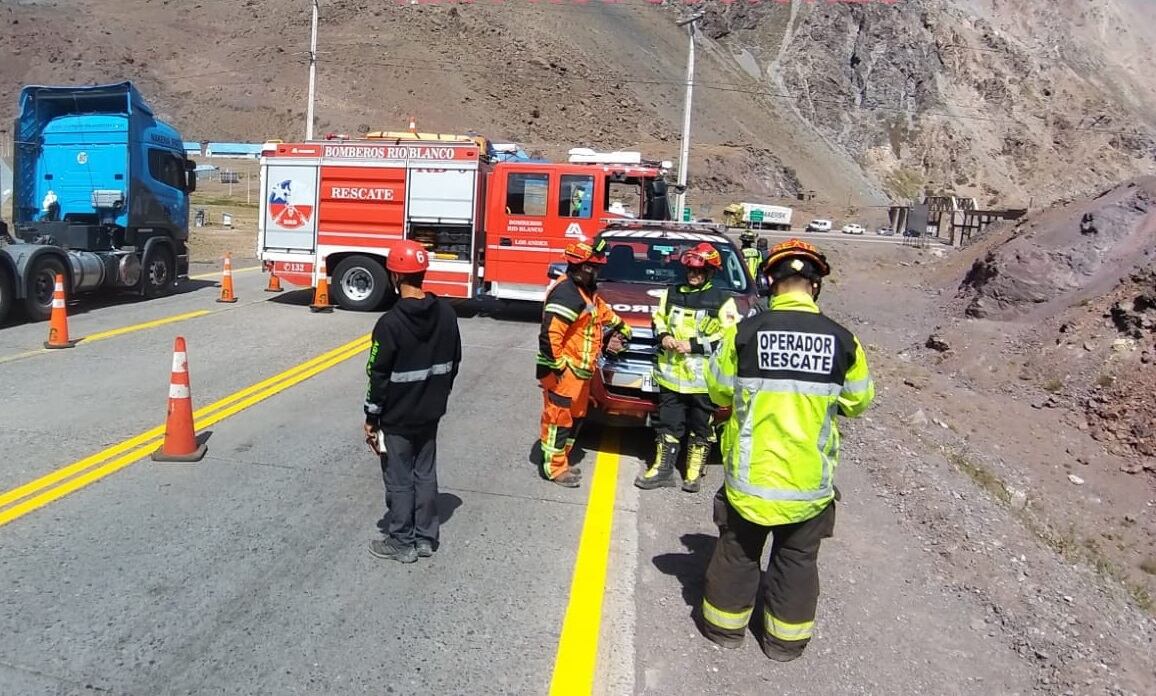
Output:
[636, 242, 739, 492]
[699, 238, 874, 661]
[739, 230, 762, 279]
[755, 236, 769, 265]
[364, 240, 462, 564]
[536, 239, 632, 488]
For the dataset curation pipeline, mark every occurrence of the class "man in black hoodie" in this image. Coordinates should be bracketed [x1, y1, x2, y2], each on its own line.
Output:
[363, 240, 462, 563]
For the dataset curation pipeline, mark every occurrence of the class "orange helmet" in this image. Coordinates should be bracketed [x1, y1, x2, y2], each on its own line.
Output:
[762, 238, 830, 279]
[563, 238, 607, 265]
[386, 239, 430, 274]
[680, 242, 722, 270]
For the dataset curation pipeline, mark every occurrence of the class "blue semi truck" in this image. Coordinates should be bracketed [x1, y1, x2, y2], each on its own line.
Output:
[0, 82, 196, 324]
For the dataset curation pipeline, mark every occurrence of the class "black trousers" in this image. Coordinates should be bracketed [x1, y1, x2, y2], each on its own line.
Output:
[380, 426, 439, 547]
[701, 487, 836, 652]
[656, 387, 714, 442]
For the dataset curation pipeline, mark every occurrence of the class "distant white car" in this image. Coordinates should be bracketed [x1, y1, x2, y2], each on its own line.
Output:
[841, 223, 866, 235]
[876, 226, 895, 236]
[806, 219, 832, 233]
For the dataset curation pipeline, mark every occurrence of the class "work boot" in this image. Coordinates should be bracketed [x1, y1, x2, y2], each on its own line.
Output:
[635, 439, 679, 490]
[416, 539, 436, 558]
[760, 637, 805, 663]
[368, 538, 417, 564]
[552, 470, 581, 488]
[682, 438, 710, 493]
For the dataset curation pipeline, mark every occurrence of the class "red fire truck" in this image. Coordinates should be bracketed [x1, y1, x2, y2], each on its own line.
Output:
[256, 132, 673, 309]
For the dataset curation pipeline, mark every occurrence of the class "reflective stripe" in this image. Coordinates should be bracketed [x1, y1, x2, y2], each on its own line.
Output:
[725, 471, 833, 502]
[171, 352, 188, 374]
[656, 359, 707, 392]
[816, 402, 837, 493]
[52, 298, 65, 309]
[702, 599, 752, 631]
[735, 377, 841, 397]
[764, 612, 814, 642]
[544, 303, 579, 322]
[390, 361, 454, 383]
[364, 400, 382, 415]
[169, 384, 190, 399]
[842, 377, 872, 394]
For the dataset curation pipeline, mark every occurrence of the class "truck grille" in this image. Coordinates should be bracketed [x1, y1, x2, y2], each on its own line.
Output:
[599, 327, 658, 397]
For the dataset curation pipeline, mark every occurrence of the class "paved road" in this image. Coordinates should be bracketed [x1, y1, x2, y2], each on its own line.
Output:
[0, 260, 1036, 695]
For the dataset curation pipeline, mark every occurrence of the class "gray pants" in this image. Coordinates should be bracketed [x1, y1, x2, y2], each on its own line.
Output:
[381, 426, 439, 547]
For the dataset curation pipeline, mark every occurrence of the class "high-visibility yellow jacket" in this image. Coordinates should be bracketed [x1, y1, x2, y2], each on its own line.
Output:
[706, 291, 874, 526]
[741, 246, 762, 279]
[536, 276, 631, 381]
[652, 282, 740, 394]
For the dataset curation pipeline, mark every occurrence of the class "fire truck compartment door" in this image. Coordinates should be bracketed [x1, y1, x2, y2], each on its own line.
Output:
[263, 163, 319, 251]
[407, 168, 475, 223]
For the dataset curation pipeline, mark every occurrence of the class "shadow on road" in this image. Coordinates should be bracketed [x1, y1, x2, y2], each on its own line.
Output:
[652, 532, 717, 610]
[1, 279, 218, 328]
[437, 492, 462, 525]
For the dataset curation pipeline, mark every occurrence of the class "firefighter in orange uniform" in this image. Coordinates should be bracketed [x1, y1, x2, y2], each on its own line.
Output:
[536, 239, 632, 487]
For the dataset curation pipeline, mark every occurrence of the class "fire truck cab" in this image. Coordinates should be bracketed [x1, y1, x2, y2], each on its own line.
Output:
[257, 134, 672, 310]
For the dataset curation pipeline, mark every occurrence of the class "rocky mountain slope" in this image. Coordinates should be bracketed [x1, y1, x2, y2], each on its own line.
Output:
[3, 0, 1154, 216]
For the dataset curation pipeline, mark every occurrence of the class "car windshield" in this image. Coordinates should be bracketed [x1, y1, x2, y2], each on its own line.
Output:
[597, 236, 751, 292]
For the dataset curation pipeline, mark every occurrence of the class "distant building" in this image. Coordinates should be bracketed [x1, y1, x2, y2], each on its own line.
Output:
[204, 142, 265, 159]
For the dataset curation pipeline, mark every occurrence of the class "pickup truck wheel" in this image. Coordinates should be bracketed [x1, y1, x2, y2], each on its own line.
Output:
[332, 255, 390, 311]
[0, 266, 13, 325]
[141, 246, 175, 298]
[23, 256, 67, 321]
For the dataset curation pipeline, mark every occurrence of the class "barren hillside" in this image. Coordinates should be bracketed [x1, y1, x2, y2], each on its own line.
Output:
[1, 0, 1155, 216]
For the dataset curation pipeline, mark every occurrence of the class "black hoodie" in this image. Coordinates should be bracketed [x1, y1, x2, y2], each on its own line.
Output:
[364, 293, 462, 435]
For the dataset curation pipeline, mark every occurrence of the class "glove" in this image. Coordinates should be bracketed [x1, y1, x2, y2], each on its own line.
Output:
[606, 333, 626, 355]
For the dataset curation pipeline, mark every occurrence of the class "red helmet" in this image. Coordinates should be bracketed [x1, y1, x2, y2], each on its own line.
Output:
[563, 239, 608, 265]
[387, 239, 430, 274]
[680, 242, 722, 270]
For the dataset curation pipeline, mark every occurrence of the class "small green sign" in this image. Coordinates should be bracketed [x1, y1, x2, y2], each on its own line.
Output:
[750, 209, 764, 223]
[682, 206, 692, 222]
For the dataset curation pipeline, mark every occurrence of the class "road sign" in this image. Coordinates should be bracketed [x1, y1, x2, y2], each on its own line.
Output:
[682, 206, 691, 222]
[750, 209, 764, 224]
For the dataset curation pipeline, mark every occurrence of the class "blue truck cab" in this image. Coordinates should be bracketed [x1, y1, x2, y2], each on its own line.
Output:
[0, 82, 196, 323]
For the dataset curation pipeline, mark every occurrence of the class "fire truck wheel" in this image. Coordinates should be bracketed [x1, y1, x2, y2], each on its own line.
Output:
[24, 255, 67, 322]
[332, 255, 390, 311]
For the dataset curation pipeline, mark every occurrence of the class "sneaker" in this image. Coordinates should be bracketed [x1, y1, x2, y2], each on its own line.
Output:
[551, 471, 581, 488]
[368, 539, 417, 564]
[416, 539, 436, 558]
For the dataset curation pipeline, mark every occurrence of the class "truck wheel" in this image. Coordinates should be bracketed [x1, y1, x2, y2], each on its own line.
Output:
[141, 246, 175, 298]
[23, 256, 67, 322]
[0, 266, 13, 325]
[332, 255, 390, 311]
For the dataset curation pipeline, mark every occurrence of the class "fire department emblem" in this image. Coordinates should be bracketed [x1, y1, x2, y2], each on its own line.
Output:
[268, 179, 314, 229]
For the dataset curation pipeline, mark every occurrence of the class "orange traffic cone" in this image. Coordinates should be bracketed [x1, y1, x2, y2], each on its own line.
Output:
[217, 253, 238, 303]
[152, 336, 207, 462]
[265, 269, 283, 293]
[43, 273, 78, 349]
[309, 257, 334, 313]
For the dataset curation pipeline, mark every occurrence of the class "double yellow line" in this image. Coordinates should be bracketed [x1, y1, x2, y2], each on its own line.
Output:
[0, 334, 370, 527]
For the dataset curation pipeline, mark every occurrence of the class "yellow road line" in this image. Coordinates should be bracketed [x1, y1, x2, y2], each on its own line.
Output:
[188, 266, 261, 280]
[0, 334, 370, 526]
[549, 435, 621, 696]
[0, 309, 218, 365]
[81, 310, 213, 343]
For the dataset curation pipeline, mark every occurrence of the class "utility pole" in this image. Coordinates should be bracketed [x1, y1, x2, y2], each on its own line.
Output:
[305, 0, 319, 141]
[674, 12, 704, 222]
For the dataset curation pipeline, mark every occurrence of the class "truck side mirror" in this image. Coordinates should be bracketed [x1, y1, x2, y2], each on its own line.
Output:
[547, 262, 566, 280]
[186, 171, 197, 193]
